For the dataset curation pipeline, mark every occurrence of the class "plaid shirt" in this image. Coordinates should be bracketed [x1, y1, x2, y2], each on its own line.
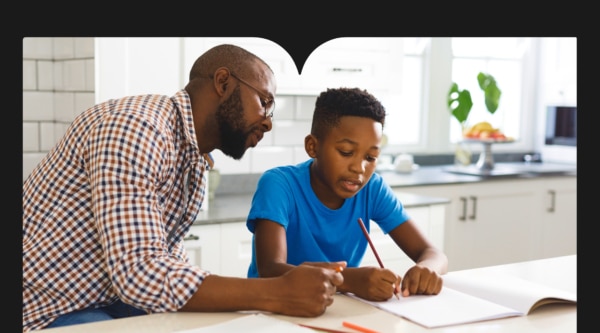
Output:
[22, 90, 212, 332]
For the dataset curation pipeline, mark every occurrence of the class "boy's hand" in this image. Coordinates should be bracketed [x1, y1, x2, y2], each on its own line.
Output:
[400, 265, 443, 297]
[344, 266, 401, 302]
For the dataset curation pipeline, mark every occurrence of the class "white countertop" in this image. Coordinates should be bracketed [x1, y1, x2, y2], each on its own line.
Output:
[34, 255, 576, 333]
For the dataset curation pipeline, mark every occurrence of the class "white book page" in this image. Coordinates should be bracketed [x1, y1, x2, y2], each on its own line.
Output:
[173, 313, 314, 333]
[346, 270, 576, 328]
[443, 270, 577, 314]
[349, 288, 522, 328]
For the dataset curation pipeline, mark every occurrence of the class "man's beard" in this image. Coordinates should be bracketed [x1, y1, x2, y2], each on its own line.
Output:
[216, 86, 252, 160]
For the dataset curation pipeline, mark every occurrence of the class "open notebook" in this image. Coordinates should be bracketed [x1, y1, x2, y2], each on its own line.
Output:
[348, 269, 576, 328]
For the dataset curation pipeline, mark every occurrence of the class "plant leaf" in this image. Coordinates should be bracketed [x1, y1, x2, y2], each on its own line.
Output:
[447, 82, 473, 124]
[477, 72, 502, 114]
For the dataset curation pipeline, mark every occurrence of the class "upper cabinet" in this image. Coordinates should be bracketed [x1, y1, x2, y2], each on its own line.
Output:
[298, 37, 403, 96]
[94, 38, 183, 103]
[95, 37, 404, 103]
[538, 38, 577, 106]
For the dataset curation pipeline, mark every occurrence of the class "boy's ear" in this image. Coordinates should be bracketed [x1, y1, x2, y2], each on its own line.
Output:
[304, 134, 317, 158]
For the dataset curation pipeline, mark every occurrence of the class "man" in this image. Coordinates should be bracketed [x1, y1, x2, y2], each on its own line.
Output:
[22, 44, 344, 332]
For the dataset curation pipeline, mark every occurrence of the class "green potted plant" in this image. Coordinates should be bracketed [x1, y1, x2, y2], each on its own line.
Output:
[447, 72, 502, 127]
[447, 72, 502, 165]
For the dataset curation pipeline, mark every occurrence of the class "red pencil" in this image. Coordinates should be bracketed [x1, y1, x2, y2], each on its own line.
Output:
[342, 321, 380, 333]
[357, 218, 400, 299]
[357, 218, 384, 268]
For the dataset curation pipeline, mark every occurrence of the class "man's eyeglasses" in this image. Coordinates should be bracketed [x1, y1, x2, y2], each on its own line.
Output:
[229, 71, 275, 119]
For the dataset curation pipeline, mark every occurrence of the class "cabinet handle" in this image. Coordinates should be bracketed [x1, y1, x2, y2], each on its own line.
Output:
[332, 67, 363, 73]
[184, 233, 199, 241]
[459, 197, 467, 221]
[469, 196, 477, 220]
[547, 190, 556, 213]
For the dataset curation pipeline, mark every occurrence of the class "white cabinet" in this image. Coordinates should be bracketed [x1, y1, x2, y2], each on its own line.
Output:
[401, 176, 577, 271]
[298, 38, 403, 96]
[183, 222, 252, 278]
[448, 181, 539, 270]
[95, 38, 183, 103]
[96, 37, 404, 102]
[535, 177, 577, 258]
[360, 203, 446, 275]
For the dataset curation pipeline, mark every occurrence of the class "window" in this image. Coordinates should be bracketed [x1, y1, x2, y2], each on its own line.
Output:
[382, 38, 427, 147]
[384, 37, 559, 156]
[449, 38, 528, 143]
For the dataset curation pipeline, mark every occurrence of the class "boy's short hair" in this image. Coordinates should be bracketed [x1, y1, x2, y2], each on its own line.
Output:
[310, 87, 387, 139]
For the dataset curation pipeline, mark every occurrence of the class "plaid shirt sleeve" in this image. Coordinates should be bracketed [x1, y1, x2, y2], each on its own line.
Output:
[23, 92, 210, 332]
[86, 98, 209, 312]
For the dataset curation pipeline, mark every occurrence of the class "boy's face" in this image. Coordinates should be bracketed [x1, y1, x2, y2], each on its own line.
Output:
[306, 115, 383, 209]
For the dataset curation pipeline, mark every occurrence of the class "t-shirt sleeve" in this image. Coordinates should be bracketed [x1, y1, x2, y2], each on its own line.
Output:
[246, 168, 295, 233]
[369, 173, 411, 234]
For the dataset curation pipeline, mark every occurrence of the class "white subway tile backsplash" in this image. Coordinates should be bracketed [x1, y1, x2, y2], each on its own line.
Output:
[295, 95, 317, 120]
[40, 123, 57, 151]
[74, 38, 95, 58]
[85, 59, 95, 91]
[23, 153, 47, 182]
[22, 38, 53, 60]
[272, 120, 311, 146]
[63, 60, 87, 91]
[272, 95, 294, 120]
[23, 60, 37, 90]
[37, 60, 54, 91]
[53, 61, 64, 91]
[210, 149, 252, 174]
[75, 92, 95, 116]
[250, 146, 294, 173]
[22, 123, 40, 152]
[53, 38, 75, 60]
[23, 91, 54, 121]
[54, 92, 75, 122]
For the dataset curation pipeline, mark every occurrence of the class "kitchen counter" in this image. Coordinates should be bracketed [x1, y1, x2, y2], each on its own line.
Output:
[378, 161, 576, 187]
[194, 192, 451, 225]
[195, 162, 576, 225]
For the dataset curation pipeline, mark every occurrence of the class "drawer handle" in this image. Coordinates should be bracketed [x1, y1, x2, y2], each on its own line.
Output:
[469, 196, 477, 220]
[332, 67, 363, 73]
[184, 233, 199, 241]
[548, 190, 556, 212]
[459, 197, 467, 221]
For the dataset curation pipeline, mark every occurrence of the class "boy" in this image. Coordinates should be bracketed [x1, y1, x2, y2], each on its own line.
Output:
[246, 87, 447, 301]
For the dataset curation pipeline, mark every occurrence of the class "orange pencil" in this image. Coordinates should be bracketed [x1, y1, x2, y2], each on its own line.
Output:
[357, 218, 400, 299]
[342, 321, 380, 333]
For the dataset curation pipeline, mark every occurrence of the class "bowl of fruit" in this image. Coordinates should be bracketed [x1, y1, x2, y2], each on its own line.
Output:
[462, 121, 514, 143]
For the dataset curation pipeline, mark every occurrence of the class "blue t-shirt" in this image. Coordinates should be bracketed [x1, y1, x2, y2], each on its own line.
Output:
[246, 159, 410, 278]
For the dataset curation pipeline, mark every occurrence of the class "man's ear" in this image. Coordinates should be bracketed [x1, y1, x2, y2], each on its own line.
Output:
[304, 134, 318, 158]
[212, 67, 231, 97]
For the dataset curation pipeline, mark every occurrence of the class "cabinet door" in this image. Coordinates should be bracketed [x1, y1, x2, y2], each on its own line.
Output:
[538, 178, 577, 258]
[219, 222, 254, 278]
[300, 38, 403, 96]
[401, 181, 539, 270]
[463, 181, 539, 269]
